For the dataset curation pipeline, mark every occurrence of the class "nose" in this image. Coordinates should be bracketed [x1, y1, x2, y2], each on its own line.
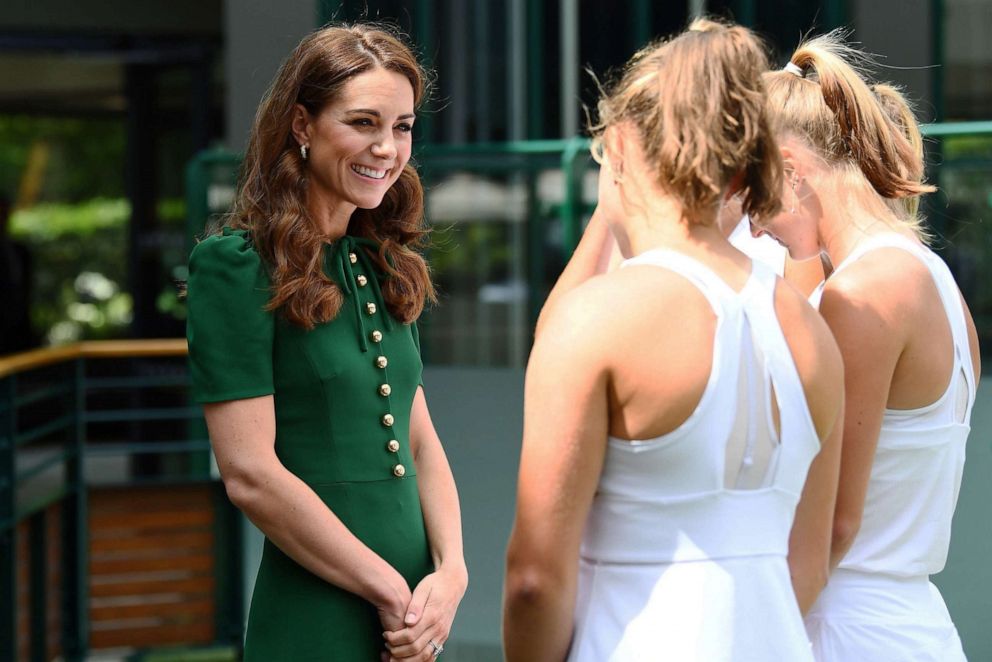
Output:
[370, 131, 397, 161]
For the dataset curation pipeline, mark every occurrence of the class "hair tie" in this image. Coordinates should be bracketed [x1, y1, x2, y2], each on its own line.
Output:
[784, 62, 804, 78]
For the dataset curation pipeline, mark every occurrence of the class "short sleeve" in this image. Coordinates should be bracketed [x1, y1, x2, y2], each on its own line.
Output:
[410, 320, 424, 388]
[186, 230, 275, 403]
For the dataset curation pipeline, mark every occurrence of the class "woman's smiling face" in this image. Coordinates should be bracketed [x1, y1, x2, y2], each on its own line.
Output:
[295, 67, 415, 217]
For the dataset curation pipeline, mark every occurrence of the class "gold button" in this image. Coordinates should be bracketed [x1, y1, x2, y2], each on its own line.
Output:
[387, 440, 400, 453]
[393, 463, 406, 477]
[349, 252, 358, 264]
[379, 384, 391, 397]
[356, 275, 368, 287]
[366, 302, 377, 315]
[370, 330, 382, 343]
[382, 413, 394, 427]
[375, 356, 388, 369]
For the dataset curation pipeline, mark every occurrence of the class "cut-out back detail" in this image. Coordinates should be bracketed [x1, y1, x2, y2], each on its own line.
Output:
[567, 249, 821, 662]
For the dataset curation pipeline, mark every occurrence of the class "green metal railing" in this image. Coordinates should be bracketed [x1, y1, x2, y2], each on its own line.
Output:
[184, 123, 992, 367]
[0, 341, 243, 662]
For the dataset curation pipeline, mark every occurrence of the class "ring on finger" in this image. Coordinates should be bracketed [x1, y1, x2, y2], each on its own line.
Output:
[428, 639, 443, 658]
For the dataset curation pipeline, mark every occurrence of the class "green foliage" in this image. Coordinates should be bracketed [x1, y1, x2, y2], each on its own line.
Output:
[0, 114, 125, 201]
[9, 197, 186, 344]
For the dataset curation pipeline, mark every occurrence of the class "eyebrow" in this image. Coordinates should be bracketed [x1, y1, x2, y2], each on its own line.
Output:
[345, 108, 416, 120]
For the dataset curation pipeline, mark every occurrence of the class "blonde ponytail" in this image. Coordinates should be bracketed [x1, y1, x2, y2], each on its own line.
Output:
[764, 31, 935, 237]
[872, 83, 927, 220]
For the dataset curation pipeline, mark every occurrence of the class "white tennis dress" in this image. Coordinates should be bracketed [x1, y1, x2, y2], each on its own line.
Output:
[567, 250, 820, 662]
[804, 234, 975, 661]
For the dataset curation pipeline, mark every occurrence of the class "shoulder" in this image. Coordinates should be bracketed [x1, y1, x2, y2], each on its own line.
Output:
[187, 228, 271, 309]
[189, 228, 264, 271]
[822, 246, 928, 318]
[533, 263, 712, 368]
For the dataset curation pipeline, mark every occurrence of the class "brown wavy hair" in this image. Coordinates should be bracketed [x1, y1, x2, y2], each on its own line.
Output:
[764, 32, 935, 239]
[591, 18, 783, 224]
[227, 23, 436, 329]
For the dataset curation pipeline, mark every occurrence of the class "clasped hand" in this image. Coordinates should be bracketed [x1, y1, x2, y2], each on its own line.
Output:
[381, 567, 467, 661]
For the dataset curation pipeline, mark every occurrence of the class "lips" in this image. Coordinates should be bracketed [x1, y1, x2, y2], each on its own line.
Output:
[351, 164, 388, 180]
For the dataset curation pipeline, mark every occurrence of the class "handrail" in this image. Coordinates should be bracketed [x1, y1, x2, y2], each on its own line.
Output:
[0, 339, 187, 379]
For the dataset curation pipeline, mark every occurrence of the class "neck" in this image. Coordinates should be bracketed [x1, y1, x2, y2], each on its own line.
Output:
[816, 183, 908, 268]
[620, 191, 725, 258]
[307, 187, 355, 241]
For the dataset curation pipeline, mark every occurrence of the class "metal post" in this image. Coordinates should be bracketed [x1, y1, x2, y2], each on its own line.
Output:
[560, 0, 579, 138]
[62, 359, 88, 660]
[413, 0, 436, 143]
[561, 136, 588, 255]
[0, 376, 16, 662]
[527, 0, 545, 139]
[473, 0, 491, 140]
[931, 0, 945, 123]
[29, 511, 46, 662]
[632, 0, 653, 49]
[824, 0, 846, 29]
[508, 0, 527, 141]
[737, 0, 756, 26]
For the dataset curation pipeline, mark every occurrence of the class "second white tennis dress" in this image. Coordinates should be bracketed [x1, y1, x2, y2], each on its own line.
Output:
[567, 250, 820, 662]
[804, 234, 974, 662]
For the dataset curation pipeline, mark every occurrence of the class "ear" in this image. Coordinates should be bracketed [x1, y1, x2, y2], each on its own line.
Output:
[778, 144, 808, 184]
[601, 125, 622, 176]
[291, 104, 313, 147]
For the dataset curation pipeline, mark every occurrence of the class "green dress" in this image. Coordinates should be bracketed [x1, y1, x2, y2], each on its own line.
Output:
[187, 228, 433, 660]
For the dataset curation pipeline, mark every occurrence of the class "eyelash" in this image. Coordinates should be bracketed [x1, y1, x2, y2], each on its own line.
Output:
[350, 119, 414, 133]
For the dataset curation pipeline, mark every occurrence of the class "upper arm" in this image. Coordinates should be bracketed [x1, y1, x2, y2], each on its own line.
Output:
[409, 386, 440, 461]
[203, 395, 277, 484]
[510, 289, 611, 572]
[818, 276, 904, 528]
[777, 283, 844, 599]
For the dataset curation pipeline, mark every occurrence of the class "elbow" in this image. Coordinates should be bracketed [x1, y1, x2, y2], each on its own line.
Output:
[221, 464, 270, 515]
[504, 555, 561, 612]
[831, 512, 861, 561]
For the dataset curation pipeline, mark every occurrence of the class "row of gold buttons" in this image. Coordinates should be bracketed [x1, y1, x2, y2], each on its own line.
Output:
[353, 252, 405, 478]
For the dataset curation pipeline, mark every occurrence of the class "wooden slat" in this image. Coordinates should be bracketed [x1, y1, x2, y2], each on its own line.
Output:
[16, 521, 29, 662]
[91, 597, 214, 622]
[46, 503, 63, 662]
[91, 531, 213, 555]
[90, 554, 213, 576]
[90, 509, 213, 532]
[90, 621, 214, 649]
[86, 484, 220, 651]
[89, 575, 215, 599]
[90, 485, 212, 511]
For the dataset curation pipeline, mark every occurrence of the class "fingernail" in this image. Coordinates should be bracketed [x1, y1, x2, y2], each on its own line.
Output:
[406, 612, 416, 621]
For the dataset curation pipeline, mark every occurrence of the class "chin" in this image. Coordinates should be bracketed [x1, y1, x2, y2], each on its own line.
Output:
[353, 194, 389, 210]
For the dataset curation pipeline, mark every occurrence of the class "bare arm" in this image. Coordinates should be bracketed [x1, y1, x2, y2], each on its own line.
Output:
[818, 279, 903, 568]
[787, 398, 844, 613]
[778, 283, 845, 613]
[504, 294, 609, 661]
[204, 397, 412, 626]
[535, 207, 617, 337]
[383, 389, 467, 660]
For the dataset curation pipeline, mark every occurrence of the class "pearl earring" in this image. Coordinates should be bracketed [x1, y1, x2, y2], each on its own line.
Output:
[300, 144, 309, 161]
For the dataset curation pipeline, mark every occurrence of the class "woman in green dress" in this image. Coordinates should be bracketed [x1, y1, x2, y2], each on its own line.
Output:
[186, 23, 466, 661]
